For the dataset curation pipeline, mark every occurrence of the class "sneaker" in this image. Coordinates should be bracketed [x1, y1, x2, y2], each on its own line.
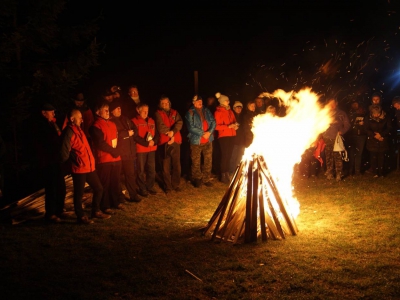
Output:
[203, 181, 213, 187]
[138, 190, 149, 197]
[148, 189, 157, 195]
[91, 211, 111, 219]
[58, 211, 74, 219]
[78, 216, 94, 225]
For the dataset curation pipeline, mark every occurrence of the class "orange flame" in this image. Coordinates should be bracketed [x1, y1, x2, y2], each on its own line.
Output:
[243, 88, 333, 218]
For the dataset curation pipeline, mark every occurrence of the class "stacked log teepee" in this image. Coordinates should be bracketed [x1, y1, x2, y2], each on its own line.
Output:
[203, 154, 298, 244]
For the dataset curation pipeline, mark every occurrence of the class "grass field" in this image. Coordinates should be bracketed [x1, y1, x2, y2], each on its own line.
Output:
[1, 170, 400, 299]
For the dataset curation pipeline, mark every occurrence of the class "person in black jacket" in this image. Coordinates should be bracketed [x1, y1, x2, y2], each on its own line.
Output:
[34, 103, 66, 223]
[364, 104, 392, 177]
[109, 100, 142, 202]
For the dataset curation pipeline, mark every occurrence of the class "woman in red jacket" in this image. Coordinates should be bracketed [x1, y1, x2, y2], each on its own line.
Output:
[214, 92, 238, 184]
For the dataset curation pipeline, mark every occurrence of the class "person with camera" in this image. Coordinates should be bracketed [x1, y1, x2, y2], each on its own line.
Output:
[214, 93, 238, 184]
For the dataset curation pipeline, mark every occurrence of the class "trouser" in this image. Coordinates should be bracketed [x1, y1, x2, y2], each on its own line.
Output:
[96, 161, 122, 210]
[158, 143, 181, 190]
[42, 164, 66, 218]
[71, 171, 103, 219]
[369, 151, 386, 176]
[348, 135, 367, 173]
[229, 144, 245, 173]
[190, 142, 212, 182]
[324, 142, 343, 176]
[218, 136, 235, 173]
[121, 159, 137, 198]
[136, 151, 156, 192]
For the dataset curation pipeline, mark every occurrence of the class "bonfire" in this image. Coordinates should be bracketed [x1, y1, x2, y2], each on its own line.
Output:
[203, 88, 333, 243]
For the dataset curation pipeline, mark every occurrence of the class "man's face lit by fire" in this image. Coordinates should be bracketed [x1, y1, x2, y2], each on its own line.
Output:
[71, 111, 83, 127]
[129, 87, 139, 99]
[393, 102, 400, 110]
[160, 98, 170, 111]
[248, 103, 255, 112]
[42, 110, 55, 122]
[255, 98, 263, 108]
[193, 99, 203, 109]
[98, 105, 110, 120]
[372, 96, 381, 105]
[326, 99, 337, 110]
[111, 106, 121, 118]
[138, 106, 149, 119]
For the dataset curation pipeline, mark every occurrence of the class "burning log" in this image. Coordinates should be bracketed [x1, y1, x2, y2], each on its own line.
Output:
[203, 155, 299, 244]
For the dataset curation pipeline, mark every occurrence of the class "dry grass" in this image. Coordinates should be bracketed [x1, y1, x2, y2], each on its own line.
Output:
[1, 171, 400, 299]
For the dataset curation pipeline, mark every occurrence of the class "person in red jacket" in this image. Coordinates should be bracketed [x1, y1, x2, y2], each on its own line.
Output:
[214, 92, 238, 184]
[133, 103, 160, 197]
[60, 109, 110, 224]
[154, 95, 183, 194]
[90, 102, 124, 214]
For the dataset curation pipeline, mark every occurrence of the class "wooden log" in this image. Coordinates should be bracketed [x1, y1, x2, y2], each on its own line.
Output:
[258, 156, 298, 236]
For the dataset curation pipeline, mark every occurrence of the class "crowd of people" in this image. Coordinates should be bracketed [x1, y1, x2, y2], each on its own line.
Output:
[5, 86, 400, 224]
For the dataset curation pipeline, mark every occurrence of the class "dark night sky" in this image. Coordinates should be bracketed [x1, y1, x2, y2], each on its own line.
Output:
[74, 0, 400, 107]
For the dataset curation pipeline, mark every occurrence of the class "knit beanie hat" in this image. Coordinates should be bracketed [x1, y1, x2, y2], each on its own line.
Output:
[192, 94, 202, 103]
[215, 92, 229, 105]
[233, 101, 243, 108]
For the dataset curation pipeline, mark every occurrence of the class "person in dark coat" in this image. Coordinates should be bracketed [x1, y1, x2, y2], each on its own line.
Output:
[109, 100, 142, 202]
[364, 104, 392, 177]
[34, 103, 66, 223]
[229, 101, 246, 175]
[346, 99, 367, 176]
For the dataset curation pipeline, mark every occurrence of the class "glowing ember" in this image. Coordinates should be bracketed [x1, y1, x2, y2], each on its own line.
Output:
[204, 88, 333, 243]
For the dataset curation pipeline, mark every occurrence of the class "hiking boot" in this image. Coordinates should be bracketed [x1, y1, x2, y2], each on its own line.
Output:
[193, 178, 202, 188]
[129, 195, 142, 202]
[46, 215, 62, 224]
[91, 211, 111, 219]
[138, 190, 149, 197]
[148, 189, 157, 195]
[78, 216, 94, 225]
[203, 181, 213, 187]
[102, 208, 115, 215]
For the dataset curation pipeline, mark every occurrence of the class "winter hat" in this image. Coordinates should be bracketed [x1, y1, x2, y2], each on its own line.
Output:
[215, 92, 229, 105]
[192, 94, 202, 103]
[42, 103, 56, 111]
[233, 101, 243, 109]
[109, 100, 122, 112]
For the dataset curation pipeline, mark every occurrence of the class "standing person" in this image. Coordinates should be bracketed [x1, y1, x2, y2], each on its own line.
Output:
[34, 103, 66, 223]
[214, 92, 238, 184]
[255, 96, 265, 115]
[346, 99, 367, 176]
[123, 85, 141, 119]
[154, 95, 183, 194]
[364, 104, 392, 178]
[109, 100, 142, 203]
[90, 102, 124, 214]
[133, 103, 160, 197]
[229, 101, 246, 175]
[243, 100, 256, 148]
[0, 134, 5, 201]
[322, 98, 351, 181]
[61, 109, 110, 224]
[185, 94, 216, 188]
